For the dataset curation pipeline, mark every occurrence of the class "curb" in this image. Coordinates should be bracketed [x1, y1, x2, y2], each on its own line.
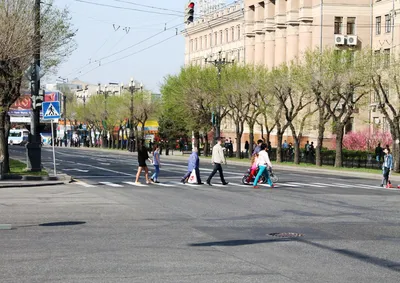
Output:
[0, 181, 65, 189]
[3, 174, 73, 183]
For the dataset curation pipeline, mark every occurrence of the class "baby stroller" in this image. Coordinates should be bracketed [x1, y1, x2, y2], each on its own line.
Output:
[241, 167, 279, 185]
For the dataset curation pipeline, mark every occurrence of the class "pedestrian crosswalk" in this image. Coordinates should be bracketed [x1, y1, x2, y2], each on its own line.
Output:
[73, 180, 397, 191]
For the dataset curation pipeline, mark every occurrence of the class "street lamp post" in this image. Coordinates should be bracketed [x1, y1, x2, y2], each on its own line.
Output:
[204, 50, 235, 145]
[76, 90, 89, 146]
[128, 78, 143, 152]
[97, 83, 109, 148]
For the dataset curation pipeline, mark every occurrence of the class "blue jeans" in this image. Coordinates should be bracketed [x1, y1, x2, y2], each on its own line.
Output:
[253, 165, 273, 186]
[151, 165, 160, 181]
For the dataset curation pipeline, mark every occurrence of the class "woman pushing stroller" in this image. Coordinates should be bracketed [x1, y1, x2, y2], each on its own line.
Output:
[253, 143, 274, 189]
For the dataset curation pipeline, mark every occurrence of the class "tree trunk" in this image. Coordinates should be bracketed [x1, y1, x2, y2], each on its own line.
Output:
[334, 124, 345, 167]
[276, 132, 283, 163]
[0, 111, 10, 175]
[204, 134, 209, 157]
[391, 123, 400, 172]
[316, 123, 325, 167]
[293, 136, 300, 164]
[248, 122, 255, 158]
[234, 121, 242, 159]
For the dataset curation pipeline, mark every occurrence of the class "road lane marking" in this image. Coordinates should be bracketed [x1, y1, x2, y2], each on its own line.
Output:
[152, 182, 174, 187]
[99, 182, 123, 187]
[75, 163, 136, 176]
[288, 182, 324, 188]
[63, 169, 89, 173]
[278, 183, 301, 187]
[123, 181, 148, 187]
[75, 181, 96, 188]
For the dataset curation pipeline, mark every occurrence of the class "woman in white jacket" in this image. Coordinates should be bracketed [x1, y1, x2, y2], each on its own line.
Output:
[253, 143, 274, 188]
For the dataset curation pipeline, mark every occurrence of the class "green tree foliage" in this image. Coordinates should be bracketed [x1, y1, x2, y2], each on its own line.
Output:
[160, 65, 218, 149]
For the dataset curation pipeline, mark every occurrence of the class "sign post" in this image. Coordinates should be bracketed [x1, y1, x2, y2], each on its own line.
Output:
[42, 101, 61, 176]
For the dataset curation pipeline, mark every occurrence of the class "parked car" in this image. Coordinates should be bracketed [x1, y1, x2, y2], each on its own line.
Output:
[8, 129, 29, 145]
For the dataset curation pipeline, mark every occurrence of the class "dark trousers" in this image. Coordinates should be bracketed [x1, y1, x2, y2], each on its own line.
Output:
[182, 167, 202, 183]
[382, 167, 390, 185]
[207, 163, 226, 183]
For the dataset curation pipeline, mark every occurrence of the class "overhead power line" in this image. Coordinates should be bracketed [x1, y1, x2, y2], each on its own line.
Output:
[74, 0, 182, 16]
[111, 0, 183, 15]
[79, 33, 179, 78]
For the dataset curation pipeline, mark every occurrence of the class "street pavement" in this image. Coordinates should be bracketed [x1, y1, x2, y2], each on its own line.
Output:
[1, 145, 400, 282]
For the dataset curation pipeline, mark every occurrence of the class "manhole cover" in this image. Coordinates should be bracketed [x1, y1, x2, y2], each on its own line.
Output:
[269, 232, 304, 238]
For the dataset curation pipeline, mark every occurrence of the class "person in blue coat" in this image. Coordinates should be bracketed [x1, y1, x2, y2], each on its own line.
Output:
[181, 148, 203, 184]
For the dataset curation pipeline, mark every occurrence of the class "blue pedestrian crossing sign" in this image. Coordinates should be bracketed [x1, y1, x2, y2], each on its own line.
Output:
[42, 101, 61, 120]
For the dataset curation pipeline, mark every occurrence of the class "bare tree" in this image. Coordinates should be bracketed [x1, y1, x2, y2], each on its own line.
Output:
[0, 0, 75, 173]
[371, 51, 400, 172]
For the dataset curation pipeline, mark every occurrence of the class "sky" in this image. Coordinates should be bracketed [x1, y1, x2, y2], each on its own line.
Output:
[50, 0, 193, 93]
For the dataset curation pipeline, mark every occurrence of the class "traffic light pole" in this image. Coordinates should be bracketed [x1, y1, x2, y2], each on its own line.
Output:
[26, 0, 42, 172]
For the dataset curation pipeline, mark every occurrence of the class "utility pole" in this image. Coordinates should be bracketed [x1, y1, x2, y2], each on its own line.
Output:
[26, 0, 42, 171]
[204, 50, 234, 146]
[129, 78, 143, 152]
[63, 94, 67, 143]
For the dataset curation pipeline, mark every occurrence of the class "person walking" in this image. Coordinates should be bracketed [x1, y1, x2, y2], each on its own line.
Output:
[135, 142, 152, 184]
[244, 141, 249, 156]
[181, 148, 203, 184]
[206, 137, 228, 186]
[252, 139, 264, 156]
[381, 147, 393, 187]
[253, 143, 274, 189]
[150, 145, 161, 183]
[375, 143, 383, 163]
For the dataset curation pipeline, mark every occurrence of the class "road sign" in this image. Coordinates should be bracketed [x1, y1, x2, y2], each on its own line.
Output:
[42, 101, 60, 120]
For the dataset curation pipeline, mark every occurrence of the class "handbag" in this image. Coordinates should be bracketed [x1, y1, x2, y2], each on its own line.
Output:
[188, 169, 197, 184]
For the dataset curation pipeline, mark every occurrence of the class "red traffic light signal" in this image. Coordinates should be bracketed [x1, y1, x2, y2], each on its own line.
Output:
[185, 2, 195, 23]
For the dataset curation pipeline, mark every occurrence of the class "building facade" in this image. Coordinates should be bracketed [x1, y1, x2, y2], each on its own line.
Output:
[185, 1, 245, 66]
[184, 0, 400, 149]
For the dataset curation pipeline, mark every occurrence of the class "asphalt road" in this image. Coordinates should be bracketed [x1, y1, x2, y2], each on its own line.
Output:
[1, 145, 400, 282]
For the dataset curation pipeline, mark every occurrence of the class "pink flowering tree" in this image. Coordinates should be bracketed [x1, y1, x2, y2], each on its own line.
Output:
[331, 129, 392, 151]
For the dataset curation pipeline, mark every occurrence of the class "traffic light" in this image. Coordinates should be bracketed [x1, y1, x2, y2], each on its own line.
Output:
[32, 89, 44, 110]
[185, 2, 194, 24]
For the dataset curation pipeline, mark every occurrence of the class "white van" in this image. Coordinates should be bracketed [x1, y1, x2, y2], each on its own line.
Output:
[8, 129, 29, 145]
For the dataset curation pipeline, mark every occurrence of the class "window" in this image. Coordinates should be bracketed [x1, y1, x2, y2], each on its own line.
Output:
[385, 14, 391, 33]
[195, 38, 197, 51]
[384, 48, 390, 66]
[237, 25, 241, 40]
[334, 17, 343, 34]
[199, 37, 202, 50]
[225, 29, 229, 43]
[204, 35, 207, 48]
[190, 39, 193, 51]
[209, 33, 212, 47]
[347, 17, 356, 35]
[214, 32, 217, 45]
[219, 30, 223, 45]
[231, 27, 235, 42]
[376, 16, 381, 34]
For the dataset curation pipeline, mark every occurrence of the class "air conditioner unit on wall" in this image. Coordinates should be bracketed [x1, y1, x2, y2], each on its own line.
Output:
[335, 34, 345, 45]
[347, 35, 358, 46]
